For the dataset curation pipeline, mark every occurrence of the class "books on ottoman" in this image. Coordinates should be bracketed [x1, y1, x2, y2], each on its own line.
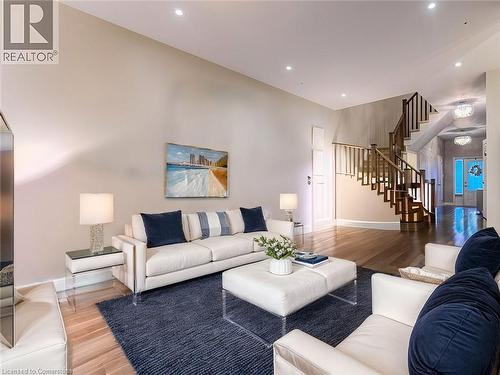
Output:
[293, 252, 329, 268]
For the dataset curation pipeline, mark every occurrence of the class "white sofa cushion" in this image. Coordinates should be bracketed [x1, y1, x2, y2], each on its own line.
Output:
[336, 314, 412, 375]
[194, 236, 253, 261]
[1, 283, 67, 371]
[226, 209, 245, 234]
[236, 231, 282, 251]
[132, 213, 190, 242]
[146, 242, 211, 277]
[187, 213, 203, 240]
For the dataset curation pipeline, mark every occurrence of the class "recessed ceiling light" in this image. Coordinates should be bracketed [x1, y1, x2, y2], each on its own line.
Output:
[455, 61, 462, 68]
[174, 9, 184, 16]
[341, 93, 347, 97]
[285, 65, 293, 71]
[428, 2, 436, 9]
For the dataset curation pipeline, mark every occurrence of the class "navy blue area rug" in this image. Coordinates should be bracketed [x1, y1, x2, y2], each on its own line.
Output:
[97, 267, 376, 375]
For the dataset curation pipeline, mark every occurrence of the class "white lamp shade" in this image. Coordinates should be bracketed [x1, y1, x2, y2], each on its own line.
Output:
[280, 193, 298, 210]
[80, 193, 114, 225]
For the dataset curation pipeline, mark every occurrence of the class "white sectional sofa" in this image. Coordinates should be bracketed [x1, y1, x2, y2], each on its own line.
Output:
[273, 242, 500, 374]
[273, 273, 437, 375]
[111, 210, 294, 297]
[423, 242, 500, 288]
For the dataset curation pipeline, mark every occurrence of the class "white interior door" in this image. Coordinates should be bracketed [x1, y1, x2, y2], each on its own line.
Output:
[312, 127, 331, 231]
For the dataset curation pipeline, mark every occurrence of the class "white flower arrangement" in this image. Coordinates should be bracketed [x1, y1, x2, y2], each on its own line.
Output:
[254, 235, 297, 260]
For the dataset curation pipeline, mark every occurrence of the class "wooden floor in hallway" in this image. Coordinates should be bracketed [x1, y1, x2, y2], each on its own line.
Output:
[59, 205, 485, 374]
[303, 205, 486, 275]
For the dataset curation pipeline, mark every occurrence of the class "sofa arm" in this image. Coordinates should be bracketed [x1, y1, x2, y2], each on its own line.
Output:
[424, 243, 460, 273]
[372, 273, 437, 327]
[111, 235, 147, 293]
[266, 219, 294, 238]
[273, 330, 382, 375]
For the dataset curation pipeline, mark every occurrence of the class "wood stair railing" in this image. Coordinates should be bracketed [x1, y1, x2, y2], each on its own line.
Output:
[334, 92, 438, 230]
[335, 143, 436, 228]
[389, 92, 438, 161]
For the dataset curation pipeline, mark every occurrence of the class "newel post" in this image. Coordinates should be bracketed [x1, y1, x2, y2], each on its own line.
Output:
[419, 169, 426, 207]
[431, 178, 436, 213]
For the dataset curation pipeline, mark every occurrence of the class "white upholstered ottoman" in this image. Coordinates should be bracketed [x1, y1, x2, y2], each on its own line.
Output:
[222, 257, 357, 317]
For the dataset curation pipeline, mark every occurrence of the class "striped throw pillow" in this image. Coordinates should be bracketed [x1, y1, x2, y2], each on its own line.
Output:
[197, 212, 231, 239]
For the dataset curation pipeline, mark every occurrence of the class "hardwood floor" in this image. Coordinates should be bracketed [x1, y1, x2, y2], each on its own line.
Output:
[59, 282, 135, 375]
[59, 205, 485, 374]
[304, 206, 485, 275]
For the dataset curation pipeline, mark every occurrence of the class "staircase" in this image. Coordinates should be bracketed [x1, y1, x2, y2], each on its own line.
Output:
[335, 92, 438, 231]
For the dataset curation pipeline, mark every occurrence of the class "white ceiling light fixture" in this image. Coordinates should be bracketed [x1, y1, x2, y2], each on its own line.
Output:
[454, 61, 462, 68]
[454, 103, 474, 118]
[428, 3, 436, 9]
[285, 65, 293, 71]
[341, 93, 347, 97]
[454, 135, 472, 146]
[174, 9, 184, 16]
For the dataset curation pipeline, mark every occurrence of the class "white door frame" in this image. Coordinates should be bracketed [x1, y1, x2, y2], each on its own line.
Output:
[453, 156, 483, 207]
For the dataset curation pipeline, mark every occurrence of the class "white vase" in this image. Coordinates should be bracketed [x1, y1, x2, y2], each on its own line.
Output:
[269, 258, 293, 276]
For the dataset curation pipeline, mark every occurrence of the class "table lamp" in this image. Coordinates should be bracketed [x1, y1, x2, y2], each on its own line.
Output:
[280, 193, 298, 222]
[80, 193, 114, 253]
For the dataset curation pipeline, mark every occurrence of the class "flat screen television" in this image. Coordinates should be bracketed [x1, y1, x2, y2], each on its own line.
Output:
[0, 112, 14, 347]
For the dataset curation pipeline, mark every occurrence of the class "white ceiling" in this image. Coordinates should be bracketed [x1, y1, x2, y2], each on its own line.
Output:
[65, 1, 500, 110]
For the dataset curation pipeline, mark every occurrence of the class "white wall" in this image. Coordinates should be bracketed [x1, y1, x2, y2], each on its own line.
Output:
[2, 5, 335, 285]
[332, 94, 409, 147]
[486, 69, 500, 228]
[332, 94, 409, 225]
[418, 137, 444, 204]
[335, 174, 400, 224]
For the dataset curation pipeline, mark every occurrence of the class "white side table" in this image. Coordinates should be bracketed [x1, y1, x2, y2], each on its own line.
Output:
[65, 247, 124, 311]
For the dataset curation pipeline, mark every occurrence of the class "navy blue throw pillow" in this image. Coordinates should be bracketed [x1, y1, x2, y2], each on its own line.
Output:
[140, 210, 186, 248]
[409, 268, 500, 375]
[240, 206, 267, 233]
[455, 227, 500, 276]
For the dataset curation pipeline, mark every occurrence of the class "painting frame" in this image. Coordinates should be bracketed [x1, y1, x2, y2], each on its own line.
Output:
[165, 143, 229, 198]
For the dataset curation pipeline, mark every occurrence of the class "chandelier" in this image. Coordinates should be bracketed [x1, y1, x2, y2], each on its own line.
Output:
[454, 135, 472, 146]
[454, 103, 473, 119]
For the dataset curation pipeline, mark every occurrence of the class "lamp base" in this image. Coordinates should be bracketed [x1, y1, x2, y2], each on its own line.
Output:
[89, 224, 104, 253]
[284, 210, 294, 222]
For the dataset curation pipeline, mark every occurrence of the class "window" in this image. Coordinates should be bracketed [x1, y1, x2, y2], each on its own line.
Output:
[454, 159, 463, 195]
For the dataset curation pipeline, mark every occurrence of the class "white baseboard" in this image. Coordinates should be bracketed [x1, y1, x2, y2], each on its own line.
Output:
[19, 269, 114, 293]
[294, 221, 334, 236]
[312, 221, 335, 233]
[335, 219, 400, 231]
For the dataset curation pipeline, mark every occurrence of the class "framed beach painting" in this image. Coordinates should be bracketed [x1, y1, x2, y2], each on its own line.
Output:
[165, 143, 228, 198]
